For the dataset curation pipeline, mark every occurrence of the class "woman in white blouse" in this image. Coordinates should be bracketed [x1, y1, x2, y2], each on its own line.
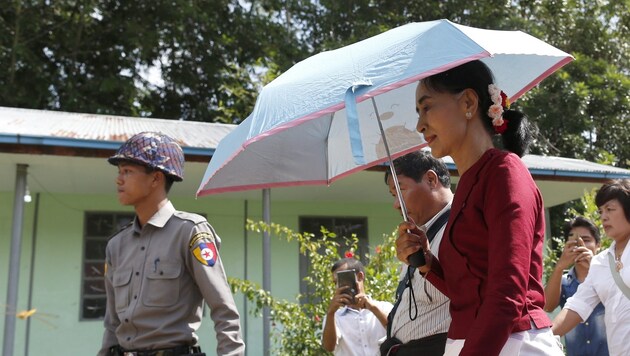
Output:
[552, 179, 630, 356]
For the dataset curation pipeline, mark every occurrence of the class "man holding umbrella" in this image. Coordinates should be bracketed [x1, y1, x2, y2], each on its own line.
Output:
[381, 151, 452, 356]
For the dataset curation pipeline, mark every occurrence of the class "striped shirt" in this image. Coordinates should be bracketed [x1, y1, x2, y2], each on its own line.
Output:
[390, 204, 451, 343]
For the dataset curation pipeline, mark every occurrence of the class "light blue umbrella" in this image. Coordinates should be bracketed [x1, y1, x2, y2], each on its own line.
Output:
[197, 20, 573, 352]
[197, 19, 573, 198]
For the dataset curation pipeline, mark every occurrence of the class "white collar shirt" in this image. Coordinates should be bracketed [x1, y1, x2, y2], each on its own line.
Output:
[564, 241, 630, 356]
[323, 300, 393, 356]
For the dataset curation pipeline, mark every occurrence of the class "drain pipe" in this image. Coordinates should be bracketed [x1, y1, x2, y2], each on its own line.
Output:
[3, 164, 28, 356]
[262, 189, 271, 356]
[25, 192, 40, 356]
[243, 200, 248, 356]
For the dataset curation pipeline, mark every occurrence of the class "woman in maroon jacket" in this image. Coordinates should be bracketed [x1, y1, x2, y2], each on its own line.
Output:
[396, 60, 563, 355]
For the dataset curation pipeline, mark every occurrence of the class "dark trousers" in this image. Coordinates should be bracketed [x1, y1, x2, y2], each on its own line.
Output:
[109, 345, 204, 356]
[381, 332, 448, 356]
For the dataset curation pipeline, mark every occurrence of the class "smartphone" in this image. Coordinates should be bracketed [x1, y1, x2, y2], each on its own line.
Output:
[567, 232, 585, 247]
[336, 269, 358, 303]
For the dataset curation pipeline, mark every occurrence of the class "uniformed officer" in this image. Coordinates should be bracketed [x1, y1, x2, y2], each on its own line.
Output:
[98, 132, 245, 356]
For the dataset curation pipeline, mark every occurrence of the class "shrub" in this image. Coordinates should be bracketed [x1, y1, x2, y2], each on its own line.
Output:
[229, 220, 399, 355]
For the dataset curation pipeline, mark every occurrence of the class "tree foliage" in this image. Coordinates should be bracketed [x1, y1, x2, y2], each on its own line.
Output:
[2, 1, 627, 163]
[1, 1, 626, 247]
[517, 0, 630, 169]
[2, 0, 628, 236]
[229, 220, 399, 355]
[0, 0, 302, 122]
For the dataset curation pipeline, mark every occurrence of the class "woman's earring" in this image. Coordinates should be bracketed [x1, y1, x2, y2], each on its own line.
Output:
[465, 112, 472, 119]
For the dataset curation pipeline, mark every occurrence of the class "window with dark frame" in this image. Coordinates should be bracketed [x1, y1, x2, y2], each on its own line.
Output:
[81, 212, 134, 320]
[298, 216, 368, 299]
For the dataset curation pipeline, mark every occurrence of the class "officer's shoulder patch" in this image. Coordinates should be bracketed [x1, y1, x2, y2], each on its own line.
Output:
[174, 211, 206, 224]
[189, 231, 215, 247]
[189, 231, 218, 267]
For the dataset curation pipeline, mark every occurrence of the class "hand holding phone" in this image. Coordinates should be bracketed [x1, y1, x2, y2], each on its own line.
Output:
[336, 269, 358, 303]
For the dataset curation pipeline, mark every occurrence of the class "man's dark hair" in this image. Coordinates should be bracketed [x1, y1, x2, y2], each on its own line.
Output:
[331, 258, 364, 274]
[384, 150, 450, 188]
[144, 165, 175, 193]
[595, 179, 630, 223]
[563, 216, 601, 244]
[118, 159, 175, 193]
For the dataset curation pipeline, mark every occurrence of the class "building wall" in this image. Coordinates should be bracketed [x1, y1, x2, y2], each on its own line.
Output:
[0, 191, 401, 355]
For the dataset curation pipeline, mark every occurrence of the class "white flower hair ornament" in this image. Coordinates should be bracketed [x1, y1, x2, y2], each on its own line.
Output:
[487, 84, 510, 134]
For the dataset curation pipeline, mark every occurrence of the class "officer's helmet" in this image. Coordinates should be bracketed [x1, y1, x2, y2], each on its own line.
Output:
[108, 132, 184, 181]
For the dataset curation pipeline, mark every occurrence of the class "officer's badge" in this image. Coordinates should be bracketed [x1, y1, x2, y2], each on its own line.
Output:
[189, 232, 218, 267]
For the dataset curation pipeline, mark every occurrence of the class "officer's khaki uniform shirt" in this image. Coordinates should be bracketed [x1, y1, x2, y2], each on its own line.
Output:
[98, 201, 244, 355]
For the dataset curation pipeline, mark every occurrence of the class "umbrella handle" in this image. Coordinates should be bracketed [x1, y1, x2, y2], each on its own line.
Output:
[372, 98, 427, 267]
[408, 247, 427, 267]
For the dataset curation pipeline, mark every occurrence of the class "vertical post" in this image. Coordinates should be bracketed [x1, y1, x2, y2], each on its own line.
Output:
[25, 193, 40, 356]
[3, 164, 28, 356]
[543, 207, 552, 283]
[262, 189, 271, 356]
[243, 200, 249, 356]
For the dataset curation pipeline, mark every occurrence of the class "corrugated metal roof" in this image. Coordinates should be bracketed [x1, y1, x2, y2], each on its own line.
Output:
[430, 151, 630, 180]
[1, 106, 628, 179]
[0, 106, 234, 152]
[427, 149, 630, 179]
[521, 155, 630, 178]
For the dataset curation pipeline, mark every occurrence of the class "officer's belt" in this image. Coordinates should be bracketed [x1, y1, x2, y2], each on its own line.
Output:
[111, 344, 202, 356]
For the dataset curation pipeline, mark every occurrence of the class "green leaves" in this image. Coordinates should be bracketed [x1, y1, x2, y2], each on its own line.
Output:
[516, 0, 630, 168]
[0, 0, 299, 122]
[2, 1, 627, 164]
[231, 220, 398, 355]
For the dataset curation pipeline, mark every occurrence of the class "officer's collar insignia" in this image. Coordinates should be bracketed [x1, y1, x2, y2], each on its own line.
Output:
[190, 232, 217, 267]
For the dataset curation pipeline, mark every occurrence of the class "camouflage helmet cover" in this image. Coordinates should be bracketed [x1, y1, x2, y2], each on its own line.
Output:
[108, 132, 184, 181]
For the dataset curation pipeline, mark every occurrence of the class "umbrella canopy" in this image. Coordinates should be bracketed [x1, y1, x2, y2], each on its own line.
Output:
[197, 19, 573, 196]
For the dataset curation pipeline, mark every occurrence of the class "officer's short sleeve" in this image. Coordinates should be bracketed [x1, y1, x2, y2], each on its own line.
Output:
[186, 222, 245, 356]
[99, 242, 121, 356]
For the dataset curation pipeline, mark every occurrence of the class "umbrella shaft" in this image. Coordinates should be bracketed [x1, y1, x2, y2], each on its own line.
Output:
[371, 97, 409, 222]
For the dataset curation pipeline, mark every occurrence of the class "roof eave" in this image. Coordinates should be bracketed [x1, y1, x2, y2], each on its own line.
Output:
[0, 133, 214, 159]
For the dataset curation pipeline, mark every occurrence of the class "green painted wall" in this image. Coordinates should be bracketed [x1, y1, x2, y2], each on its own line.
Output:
[1, 191, 400, 355]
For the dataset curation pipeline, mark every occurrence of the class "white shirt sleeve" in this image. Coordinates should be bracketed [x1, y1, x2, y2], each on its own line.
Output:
[564, 255, 603, 322]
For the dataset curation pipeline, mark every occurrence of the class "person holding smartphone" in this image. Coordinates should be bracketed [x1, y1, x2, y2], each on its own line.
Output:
[321, 257, 393, 355]
[544, 217, 608, 355]
[552, 179, 630, 355]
